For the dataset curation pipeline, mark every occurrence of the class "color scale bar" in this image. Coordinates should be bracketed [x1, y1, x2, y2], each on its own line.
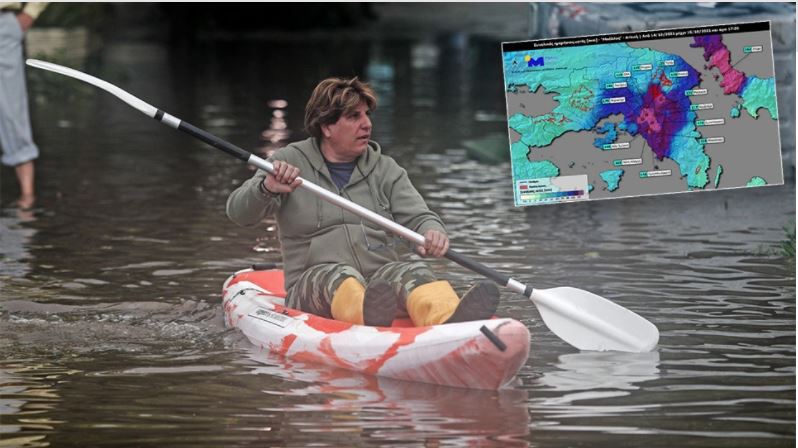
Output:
[520, 190, 585, 202]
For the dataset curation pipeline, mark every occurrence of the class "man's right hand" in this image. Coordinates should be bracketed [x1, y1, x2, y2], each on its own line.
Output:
[263, 160, 302, 194]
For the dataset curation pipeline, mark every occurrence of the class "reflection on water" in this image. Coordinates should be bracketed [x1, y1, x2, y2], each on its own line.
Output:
[539, 351, 661, 392]
[245, 351, 530, 446]
[0, 24, 794, 447]
[0, 361, 70, 448]
[256, 99, 291, 158]
[0, 211, 37, 278]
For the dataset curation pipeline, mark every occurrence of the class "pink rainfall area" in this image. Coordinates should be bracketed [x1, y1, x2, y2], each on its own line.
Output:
[637, 107, 662, 133]
[708, 47, 746, 95]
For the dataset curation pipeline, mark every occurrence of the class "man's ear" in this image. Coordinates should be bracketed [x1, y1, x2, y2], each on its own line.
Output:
[321, 123, 331, 139]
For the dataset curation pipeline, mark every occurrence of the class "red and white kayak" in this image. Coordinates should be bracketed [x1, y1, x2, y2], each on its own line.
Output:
[222, 268, 530, 389]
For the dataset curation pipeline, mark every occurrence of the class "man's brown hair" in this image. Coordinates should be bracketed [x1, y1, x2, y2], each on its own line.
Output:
[304, 77, 377, 140]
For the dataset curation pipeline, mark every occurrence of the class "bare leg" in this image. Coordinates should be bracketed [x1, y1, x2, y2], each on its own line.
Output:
[14, 160, 35, 209]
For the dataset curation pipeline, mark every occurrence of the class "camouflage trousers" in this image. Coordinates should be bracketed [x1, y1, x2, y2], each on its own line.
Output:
[285, 262, 437, 319]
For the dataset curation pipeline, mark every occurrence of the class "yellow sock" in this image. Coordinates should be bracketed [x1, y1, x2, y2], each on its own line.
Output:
[330, 277, 366, 325]
[406, 280, 459, 327]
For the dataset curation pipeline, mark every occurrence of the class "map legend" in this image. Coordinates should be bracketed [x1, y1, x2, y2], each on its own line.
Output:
[514, 175, 589, 206]
[519, 190, 585, 202]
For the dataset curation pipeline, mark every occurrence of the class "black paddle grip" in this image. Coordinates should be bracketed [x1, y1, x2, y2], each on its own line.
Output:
[445, 249, 510, 286]
[178, 121, 251, 162]
[480, 325, 507, 352]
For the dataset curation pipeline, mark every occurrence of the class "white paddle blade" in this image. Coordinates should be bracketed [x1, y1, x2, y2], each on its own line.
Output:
[26, 59, 158, 118]
[530, 287, 659, 352]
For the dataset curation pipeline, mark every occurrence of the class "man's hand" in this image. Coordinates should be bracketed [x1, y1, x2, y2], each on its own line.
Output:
[16, 12, 33, 33]
[417, 229, 449, 258]
[263, 160, 302, 194]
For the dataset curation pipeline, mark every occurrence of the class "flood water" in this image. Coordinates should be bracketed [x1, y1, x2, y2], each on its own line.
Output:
[1, 30, 795, 447]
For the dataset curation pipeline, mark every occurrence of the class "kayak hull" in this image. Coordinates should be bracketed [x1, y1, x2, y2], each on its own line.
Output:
[223, 269, 530, 389]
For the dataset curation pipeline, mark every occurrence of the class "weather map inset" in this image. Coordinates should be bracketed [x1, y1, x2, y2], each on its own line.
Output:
[502, 21, 783, 206]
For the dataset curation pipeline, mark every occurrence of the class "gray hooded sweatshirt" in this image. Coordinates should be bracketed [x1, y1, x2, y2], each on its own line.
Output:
[226, 137, 446, 291]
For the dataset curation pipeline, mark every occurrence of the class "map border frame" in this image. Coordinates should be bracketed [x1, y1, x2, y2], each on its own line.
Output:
[501, 20, 785, 207]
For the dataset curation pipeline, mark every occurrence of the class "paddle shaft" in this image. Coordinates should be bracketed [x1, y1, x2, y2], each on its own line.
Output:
[25, 59, 531, 295]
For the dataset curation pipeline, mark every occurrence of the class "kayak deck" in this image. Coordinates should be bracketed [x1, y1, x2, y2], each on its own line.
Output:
[223, 269, 530, 389]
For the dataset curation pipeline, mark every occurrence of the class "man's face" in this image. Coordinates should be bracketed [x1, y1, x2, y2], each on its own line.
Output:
[321, 101, 372, 162]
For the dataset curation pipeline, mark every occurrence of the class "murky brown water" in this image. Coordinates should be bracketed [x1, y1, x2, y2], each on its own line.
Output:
[1, 30, 794, 447]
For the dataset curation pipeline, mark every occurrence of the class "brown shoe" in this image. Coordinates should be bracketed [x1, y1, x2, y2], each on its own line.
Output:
[363, 279, 398, 326]
[445, 281, 500, 323]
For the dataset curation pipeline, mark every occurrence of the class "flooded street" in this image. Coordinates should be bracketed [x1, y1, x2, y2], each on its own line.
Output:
[1, 27, 795, 447]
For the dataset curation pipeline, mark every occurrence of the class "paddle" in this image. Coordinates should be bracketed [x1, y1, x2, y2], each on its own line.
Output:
[26, 59, 659, 352]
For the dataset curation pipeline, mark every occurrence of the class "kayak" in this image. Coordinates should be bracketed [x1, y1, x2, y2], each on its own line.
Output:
[222, 268, 531, 389]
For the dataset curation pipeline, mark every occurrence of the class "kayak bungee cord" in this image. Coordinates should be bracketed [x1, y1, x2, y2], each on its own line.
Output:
[26, 59, 659, 352]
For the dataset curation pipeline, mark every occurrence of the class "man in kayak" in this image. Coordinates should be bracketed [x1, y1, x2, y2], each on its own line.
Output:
[227, 77, 498, 327]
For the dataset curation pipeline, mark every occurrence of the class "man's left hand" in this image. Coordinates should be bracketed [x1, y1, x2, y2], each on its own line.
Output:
[16, 12, 34, 33]
[417, 229, 449, 258]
